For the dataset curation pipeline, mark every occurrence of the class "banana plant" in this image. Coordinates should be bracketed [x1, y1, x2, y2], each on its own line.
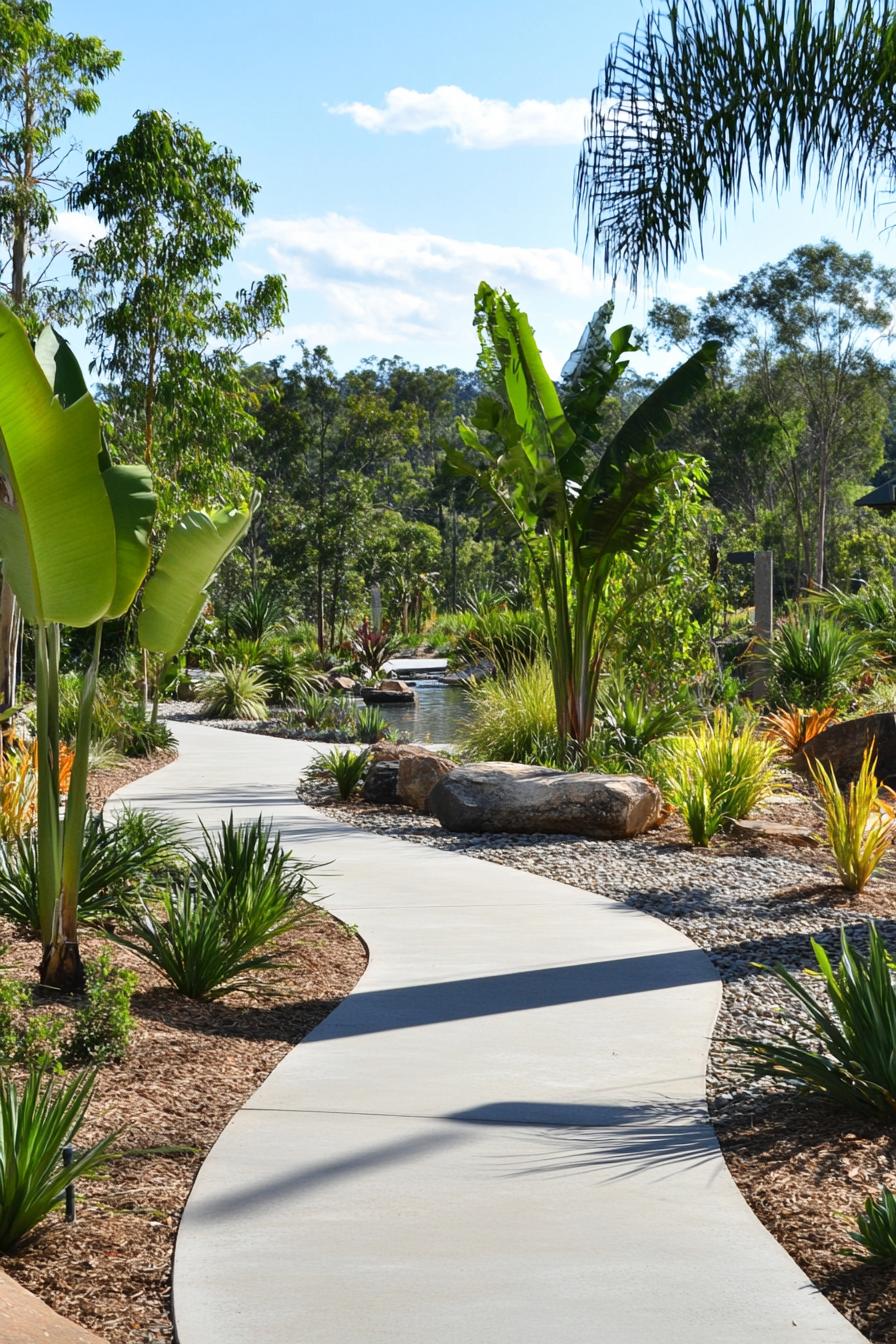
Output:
[0, 303, 252, 988]
[449, 283, 720, 754]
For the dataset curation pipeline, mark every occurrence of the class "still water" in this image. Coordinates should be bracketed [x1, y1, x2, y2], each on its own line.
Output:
[372, 682, 472, 746]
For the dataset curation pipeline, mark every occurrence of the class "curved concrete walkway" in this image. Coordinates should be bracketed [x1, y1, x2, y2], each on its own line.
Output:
[113, 723, 865, 1344]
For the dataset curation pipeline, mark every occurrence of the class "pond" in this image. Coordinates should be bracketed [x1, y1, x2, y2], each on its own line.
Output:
[371, 682, 472, 746]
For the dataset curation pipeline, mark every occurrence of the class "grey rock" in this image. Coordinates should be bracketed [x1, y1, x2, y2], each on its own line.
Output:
[428, 762, 664, 838]
[362, 760, 399, 804]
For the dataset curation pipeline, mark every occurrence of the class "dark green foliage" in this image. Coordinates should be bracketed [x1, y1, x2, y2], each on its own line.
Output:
[229, 580, 286, 642]
[311, 747, 370, 800]
[70, 951, 137, 1064]
[767, 611, 870, 709]
[817, 584, 896, 661]
[353, 706, 389, 744]
[849, 1186, 896, 1262]
[0, 1069, 114, 1251]
[0, 807, 187, 934]
[736, 925, 896, 1116]
[257, 641, 321, 704]
[114, 814, 317, 1000]
[596, 675, 693, 767]
[291, 688, 352, 733]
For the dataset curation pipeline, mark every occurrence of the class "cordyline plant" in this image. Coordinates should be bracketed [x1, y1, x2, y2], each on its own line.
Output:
[350, 617, 401, 678]
[0, 302, 252, 989]
[448, 283, 719, 754]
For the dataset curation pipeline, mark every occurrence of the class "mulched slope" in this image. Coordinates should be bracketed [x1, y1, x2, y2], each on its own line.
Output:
[0, 753, 368, 1344]
[311, 781, 896, 1343]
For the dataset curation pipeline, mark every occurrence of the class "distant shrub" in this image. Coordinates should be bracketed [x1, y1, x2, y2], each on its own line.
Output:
[767, 610, 870, 709]
[198, 660, 270, 720]
[453, 608, 545, 674]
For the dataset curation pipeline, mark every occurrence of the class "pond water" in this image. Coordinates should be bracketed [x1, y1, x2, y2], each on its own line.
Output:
[371, 682, 472, 746]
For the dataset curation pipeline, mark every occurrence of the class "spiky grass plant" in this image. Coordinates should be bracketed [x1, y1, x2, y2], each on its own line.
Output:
[767, 610, 870, 709]
[461, 657, 565, 765]
[311, 747, 370, 800]
[762, 704, 837, 755]
[191, 814, 315, 934]
[353, 706, 389, 744]
[808, 747, 895, 893]
[0, 1069, 114, 1251]
[596, 674, 693, 768]
[849, 1186, 896, 1262]
[661, 708, 782, 845]
[735, 924, 896, 1117]
[197, 661, 270, 720]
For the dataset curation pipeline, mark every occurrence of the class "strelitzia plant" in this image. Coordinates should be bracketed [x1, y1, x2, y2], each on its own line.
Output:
[449, 284, 718, 756]
[0, 304, 252, 988]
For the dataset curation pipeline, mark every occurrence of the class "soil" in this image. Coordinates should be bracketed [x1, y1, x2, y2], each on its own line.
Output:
[85, 751, 179, 815]
[0, 754, 368, 1344]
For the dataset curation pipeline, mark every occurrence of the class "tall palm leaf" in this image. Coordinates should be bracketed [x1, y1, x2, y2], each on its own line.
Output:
[576, 0, 896, 286]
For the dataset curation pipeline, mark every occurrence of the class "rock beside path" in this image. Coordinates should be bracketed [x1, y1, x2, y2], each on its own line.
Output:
[799, 712, 896, 785]
[367, 742, 455, 811]
[429, 762, 663, 838]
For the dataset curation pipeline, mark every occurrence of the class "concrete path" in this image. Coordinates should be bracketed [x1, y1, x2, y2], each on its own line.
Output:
[113, 723, 865, 1344]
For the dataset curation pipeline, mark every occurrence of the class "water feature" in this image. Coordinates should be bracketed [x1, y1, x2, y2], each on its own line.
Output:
[373, 681, 471, 746]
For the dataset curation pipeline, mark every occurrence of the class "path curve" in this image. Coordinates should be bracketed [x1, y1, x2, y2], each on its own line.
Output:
[113, 722, 865, 1344]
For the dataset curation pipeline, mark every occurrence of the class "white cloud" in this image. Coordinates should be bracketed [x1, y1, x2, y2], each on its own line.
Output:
[48, 210, 105, 249]
[246, 214, 598, 300]
[329, 85, 590, 149]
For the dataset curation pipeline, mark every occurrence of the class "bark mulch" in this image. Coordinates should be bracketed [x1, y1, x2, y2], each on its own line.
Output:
[85, 751, 179, 815]
[0, 754, 368, 1344]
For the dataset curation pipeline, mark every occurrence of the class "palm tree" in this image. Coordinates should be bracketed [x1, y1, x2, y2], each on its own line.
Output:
[576, 0, 896, 286]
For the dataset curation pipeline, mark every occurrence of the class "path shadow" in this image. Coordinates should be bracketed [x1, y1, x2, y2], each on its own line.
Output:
[190, 1098, 718, 1225]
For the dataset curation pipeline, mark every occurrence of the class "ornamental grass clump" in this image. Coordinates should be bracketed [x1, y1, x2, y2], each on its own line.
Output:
[661, 708, 782, 845]
[849, 1186, 896, 1262]
[198, 660, 270, 720]
[735, 924, 896, 1116]
[461, 657, 565, 765]
[113, 815, 317, 1000]
[0, 1069, 114, 1251]
[808, 747, 895, 893]
[353, 706, 390, 744]
[311, 747, 370, 800]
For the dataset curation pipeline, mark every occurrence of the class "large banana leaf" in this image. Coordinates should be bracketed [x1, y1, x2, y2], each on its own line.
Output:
[102, 465, 157, 619]
[0, 304, 116, 627]
[138, 502, 252, 656]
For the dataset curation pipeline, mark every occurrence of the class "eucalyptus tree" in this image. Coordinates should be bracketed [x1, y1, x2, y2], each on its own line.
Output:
[0, 1, 119, 714]
[449, 283, 719, 752]
[576, 0, 896, 286]
[71, 109, 286, 514]
[0, 302, 252, 990]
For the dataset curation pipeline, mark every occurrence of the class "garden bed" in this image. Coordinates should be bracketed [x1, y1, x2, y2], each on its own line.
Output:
[307, 782, 896, 1342]
[0, 913, 366, 1343]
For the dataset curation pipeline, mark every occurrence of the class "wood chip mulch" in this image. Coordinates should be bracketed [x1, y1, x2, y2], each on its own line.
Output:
[0, 755, 368, 1344]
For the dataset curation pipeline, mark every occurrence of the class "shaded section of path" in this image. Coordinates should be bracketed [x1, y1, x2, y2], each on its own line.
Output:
[112, 723, 865, 1344]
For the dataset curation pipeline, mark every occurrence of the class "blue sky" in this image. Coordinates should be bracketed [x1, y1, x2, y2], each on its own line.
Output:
[54, 0, 896, 377]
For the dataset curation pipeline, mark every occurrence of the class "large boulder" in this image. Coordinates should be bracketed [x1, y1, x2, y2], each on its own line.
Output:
[428, 762, 663, 839]
[397, 751, 455, 812]
[799, 713, 896, 786]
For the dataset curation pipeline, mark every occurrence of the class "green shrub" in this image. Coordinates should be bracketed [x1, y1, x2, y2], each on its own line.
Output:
[114, 815, 316, 1000]
[767, 610, 870, 709]
[55, 670, 176, 759]
[661, 709, 782, 845]
[461, 658, 565, 764]
[0, 1069, 114, 1251]
[0, 808, 187, 934]
[849, 1186, 896, 1262]
[192, 814, 315, 934]
[228, 580, 286, 642]
[198, 660, 270, 720]
[453, 608, 545, 674]
[258, 641, 321, 704]
[311, 747, 370, 799]
[0, 979, 64, 1072]
[818, 583, 896, 661]
[353, 706, 390, 744]
[735, 924, 896, 1116]
[291, 688, 351, 733]
[70, 952, 138, 1065]
[114, 882, 298, 1000]
[596, 675, 693, 768]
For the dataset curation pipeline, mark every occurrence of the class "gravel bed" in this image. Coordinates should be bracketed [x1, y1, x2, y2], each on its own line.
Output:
[158, 702, 361, 743]
[305, 791, 895, 1127]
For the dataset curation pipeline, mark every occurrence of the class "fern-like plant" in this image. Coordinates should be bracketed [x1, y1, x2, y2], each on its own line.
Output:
[808, 746, 895, 893]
